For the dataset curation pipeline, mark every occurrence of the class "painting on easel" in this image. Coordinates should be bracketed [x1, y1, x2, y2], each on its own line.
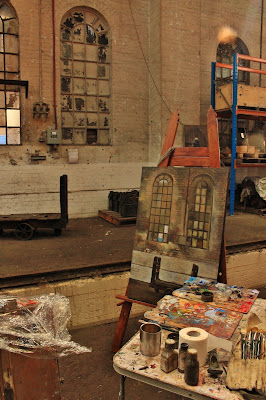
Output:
[127, 166, 229, 304]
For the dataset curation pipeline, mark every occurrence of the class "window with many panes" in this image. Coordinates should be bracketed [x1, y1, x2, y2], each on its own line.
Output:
[186, 176, 213, 250]
[60, 9, 110, 145]
[0, 1, 20, 145]
[216, 38, 250, 85]
[148, 174, 173, 243]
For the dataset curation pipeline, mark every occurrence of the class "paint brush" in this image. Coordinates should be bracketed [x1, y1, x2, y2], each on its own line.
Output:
[251, 331, 258, 359]
[260, 334, 265, 359]
[240, 328, 246, 359]
[246, 330, 252, 359]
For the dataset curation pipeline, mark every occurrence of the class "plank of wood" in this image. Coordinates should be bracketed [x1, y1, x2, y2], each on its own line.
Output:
[172, 147, 209, 157]
[98, 210, 136, 226]
[0, 213, 61, 221]
[159, 109, 179, 167]
[207, 106, 221, 167]
[170, 156, 210, 167]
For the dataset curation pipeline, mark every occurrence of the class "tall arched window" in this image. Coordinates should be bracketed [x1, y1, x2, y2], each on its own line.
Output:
[216, 38, 250, 84]
[60, 9, 110, 145]
[0, 1, 20, 145]
[186, 176, 213, 250]
[148, 174, 173, 243]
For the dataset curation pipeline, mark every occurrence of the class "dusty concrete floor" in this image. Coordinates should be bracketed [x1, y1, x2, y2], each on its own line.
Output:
[0, 217, 135, 280]
[0, 212, 265, 283]
[59, 316, 180, 400]
[0, 213, 265, 398]
[59, 287, 266, 400]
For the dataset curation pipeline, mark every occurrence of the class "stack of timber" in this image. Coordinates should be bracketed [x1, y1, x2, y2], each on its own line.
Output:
[222, 146, 266, 164]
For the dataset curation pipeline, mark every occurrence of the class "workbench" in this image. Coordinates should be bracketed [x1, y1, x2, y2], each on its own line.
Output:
[113, 298, 265, 400]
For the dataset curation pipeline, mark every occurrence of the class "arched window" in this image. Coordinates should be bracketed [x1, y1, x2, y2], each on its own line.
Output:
[0, 1, 20, 145]
[216, 38, 250, 84]
[60, 9, 110, 145]
[148, 174, 173, 243]
[186, 176, 213, 250]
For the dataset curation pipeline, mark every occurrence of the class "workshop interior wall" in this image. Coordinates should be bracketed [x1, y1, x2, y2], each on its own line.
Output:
[1, 0, 266, 216]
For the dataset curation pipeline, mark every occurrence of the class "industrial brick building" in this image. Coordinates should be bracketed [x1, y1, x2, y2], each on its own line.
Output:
[0, 0, 265, 218]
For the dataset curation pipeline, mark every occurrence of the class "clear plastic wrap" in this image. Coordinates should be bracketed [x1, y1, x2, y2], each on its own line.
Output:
[0, 293, 91, 357]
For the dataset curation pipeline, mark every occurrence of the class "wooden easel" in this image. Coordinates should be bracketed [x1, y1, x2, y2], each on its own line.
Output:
[112, 106, 227, 353]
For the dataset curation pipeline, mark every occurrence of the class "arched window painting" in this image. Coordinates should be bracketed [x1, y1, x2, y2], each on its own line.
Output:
[60, 9, 110, 145]
[148, 174, 173, 243]
[187, 176, 213, 249]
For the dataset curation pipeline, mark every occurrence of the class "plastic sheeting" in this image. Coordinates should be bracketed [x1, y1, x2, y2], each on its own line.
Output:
[0, 294, 91, 357]
[255, 176, 266, 201]
[240, 176, 266, 202]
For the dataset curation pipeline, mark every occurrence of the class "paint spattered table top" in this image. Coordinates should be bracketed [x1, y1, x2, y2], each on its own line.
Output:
[113, 299, 266, 400]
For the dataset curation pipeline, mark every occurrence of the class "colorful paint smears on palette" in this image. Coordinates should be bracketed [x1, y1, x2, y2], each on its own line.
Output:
[172, 277, 259, 314]
[144, 295, 242, 339]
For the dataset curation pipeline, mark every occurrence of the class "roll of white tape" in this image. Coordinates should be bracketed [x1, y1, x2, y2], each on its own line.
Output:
[179, 327, 232, 367]
[179, 327, 209, 367]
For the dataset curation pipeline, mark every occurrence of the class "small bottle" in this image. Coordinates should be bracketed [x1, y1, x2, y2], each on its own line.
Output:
[178, 342, 188, 373]
[160, 339, 178, 373]
[167, 332, 179, 349]
[184, 348, 199, 386]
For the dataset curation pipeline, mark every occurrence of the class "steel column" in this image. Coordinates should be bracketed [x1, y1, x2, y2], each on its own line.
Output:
[229, 53, 238, 216]
[211, 62, 216, 109]
[119, 375, 126, 400]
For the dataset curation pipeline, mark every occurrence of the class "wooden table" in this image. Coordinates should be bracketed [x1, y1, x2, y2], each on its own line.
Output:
[113, 298, 265, 400]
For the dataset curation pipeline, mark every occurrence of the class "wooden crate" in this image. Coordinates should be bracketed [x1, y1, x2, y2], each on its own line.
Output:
[216, 83, 266, 111]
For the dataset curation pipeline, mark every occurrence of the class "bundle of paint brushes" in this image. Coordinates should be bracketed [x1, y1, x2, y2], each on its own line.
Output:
[240, 328, 265, 359]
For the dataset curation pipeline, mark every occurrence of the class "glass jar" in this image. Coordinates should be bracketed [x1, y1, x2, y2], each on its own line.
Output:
[160, 339, 178, 373]
[178, 342, 188, 372]
[184, 348, 199, 386]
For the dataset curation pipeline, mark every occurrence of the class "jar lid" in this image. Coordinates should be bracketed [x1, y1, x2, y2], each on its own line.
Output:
[165, 339, 175, 350]
[180, 342, 189, 351]
[187, 348, 198, 358]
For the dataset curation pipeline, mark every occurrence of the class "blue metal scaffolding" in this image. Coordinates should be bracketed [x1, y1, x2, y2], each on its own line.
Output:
[211, 53, 266, 215]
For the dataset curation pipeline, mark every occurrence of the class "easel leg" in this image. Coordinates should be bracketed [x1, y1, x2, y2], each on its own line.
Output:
[218, 236, 227, 284]
[118, 375, 126, 400]
[112, 301, 132, 353]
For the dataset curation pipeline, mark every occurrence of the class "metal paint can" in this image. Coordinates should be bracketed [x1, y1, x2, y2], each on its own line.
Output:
[140, 323, 162, 356]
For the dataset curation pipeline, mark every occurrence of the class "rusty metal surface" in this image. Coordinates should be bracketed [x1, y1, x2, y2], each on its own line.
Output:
[0, 350, 61, 400]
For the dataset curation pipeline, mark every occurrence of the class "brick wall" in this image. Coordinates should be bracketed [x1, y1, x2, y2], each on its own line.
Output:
[1, 1, 266, 216]
[200, 0, 264, 124]
[0, 162, 152, 217]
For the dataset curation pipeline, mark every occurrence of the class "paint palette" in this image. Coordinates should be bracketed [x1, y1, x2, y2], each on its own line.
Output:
[144, 295, 242, 340]
[172, 277, 259, 314]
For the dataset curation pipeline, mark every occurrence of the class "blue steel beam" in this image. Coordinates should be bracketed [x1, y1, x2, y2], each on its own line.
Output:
[211, 62, 216, 109]
[229, 53, 238, 216]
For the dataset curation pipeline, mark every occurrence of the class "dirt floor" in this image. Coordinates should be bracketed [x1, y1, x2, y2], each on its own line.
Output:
[0, 212, 265, 285]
